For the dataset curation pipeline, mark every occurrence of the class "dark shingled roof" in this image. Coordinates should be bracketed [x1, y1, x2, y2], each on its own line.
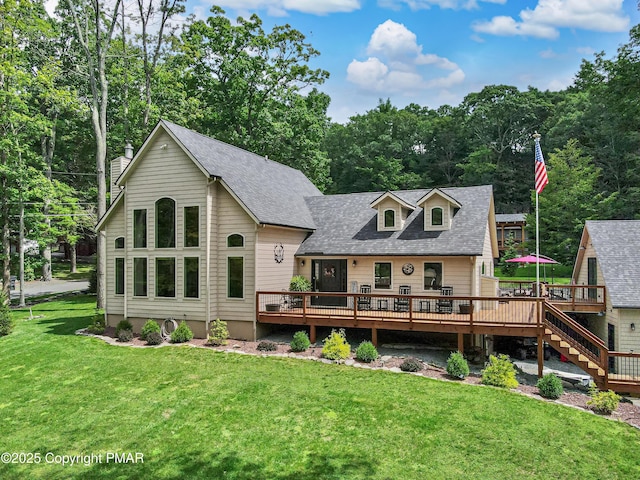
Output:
[297, 185, 494, 256]
[586, 220, 640, 309]
[162, 120, 321, 230]
[496, 213, 526, 223]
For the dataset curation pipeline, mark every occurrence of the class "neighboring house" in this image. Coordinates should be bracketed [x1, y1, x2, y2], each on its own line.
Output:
[97, 120, 499, 339]
[573, 220, 640, 355]
[495, 213, 527, 257]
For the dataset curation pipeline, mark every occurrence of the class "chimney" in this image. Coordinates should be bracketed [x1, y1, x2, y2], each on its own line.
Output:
[110, 143, 134, 204]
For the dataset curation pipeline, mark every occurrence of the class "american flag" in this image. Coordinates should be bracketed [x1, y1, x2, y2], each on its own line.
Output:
[534, 139, 548, 194]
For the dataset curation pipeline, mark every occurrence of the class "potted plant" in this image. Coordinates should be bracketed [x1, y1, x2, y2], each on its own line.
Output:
[289, 275, 312, 308]
[459, 303, 474, 314]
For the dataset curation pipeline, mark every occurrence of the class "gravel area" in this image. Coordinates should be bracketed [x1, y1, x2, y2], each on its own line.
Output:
[84, 326, 640, 430]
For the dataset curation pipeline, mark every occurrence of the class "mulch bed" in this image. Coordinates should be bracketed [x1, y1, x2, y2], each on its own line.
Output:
[88, 328, 640, 429]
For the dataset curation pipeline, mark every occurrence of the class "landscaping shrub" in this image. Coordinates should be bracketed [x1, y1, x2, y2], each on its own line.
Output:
[481, 354, 518, 389]
[117, 328, 133, 342]
[208, 318, 229, 346]
[289, 275, 312, 292]
[170, 321, 193, 343]
[587, 388, 620, 415]
[146, 331, 163, 346]
[140, 319, 161, 341]
[355, 341, 378, 363]
[537, 373, 564, 399]
[257, 340, 278, 352]
[88, 267, 97, 294]
[0, 292, 14, 337]
[322, 328, 351, 361]
[86, 314, 105, 335]
[446, 351, 470, 379]
[115, 319, 133, 335]
[290, 330, 311, 352]
[400, 357, 423, 372]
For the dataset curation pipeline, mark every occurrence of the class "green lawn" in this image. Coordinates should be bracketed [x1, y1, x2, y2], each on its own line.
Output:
[51, 260, 93, 281]
[1, 296, 639, 480]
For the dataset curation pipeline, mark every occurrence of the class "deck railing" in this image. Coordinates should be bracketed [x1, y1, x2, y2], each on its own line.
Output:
[498, 282, 606, 310]
[257, 291, 543, 329]
[608, 352, 640, 381]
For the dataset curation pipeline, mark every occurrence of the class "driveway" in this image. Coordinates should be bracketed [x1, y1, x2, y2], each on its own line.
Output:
[10, 278, 90, 301]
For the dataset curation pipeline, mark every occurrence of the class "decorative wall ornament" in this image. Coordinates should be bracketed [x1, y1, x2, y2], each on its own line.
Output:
[274, 243, 285, 263]
[402, 263, 414, 275]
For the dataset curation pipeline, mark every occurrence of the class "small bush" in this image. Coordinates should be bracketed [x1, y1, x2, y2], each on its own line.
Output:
[86, 314, 105, 335]
[355, 341, 378, 363]
[481, 354, 518, 389]
[322, 328, 351, 361]
[587, 388, 620, 415]
[537, 373, 564, 399]
[170, 321, 193, 343]
[140, 320, 160, 341]
[400, 357, 423, 372]
[290, 331, 311, 352]
[257, 340, 278, 351]
[0, 292, 13, 337]
[446, 351, 470, 379]
[208, 318, 229, 346]
[115, 319, 133, 335]
[289, 275, 312, 292]
[117, 329, 133, 342]
[146, 331, 163, 346]
[88, 267, 97, 294]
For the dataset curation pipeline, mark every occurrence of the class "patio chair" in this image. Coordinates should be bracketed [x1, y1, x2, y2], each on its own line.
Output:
[357, 284, 372, 310]
[436, 286, 453, 314]
[394, 285, 411, 312]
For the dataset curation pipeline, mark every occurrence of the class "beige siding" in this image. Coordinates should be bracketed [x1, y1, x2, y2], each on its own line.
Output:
[477, 222, 497, 296]
[295, 256, 474, 296]
[214, 185, 256, 325]
[122, 131, 209, 323]
[105, 202, 125, 315]
[617, 309, 640, 352]
[575, 241, 604, 286]
[376, 198, 403, 231]
[256, 226, 308, 291]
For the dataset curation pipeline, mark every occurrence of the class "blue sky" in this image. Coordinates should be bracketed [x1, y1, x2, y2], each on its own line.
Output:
[181, 0, 639, 123]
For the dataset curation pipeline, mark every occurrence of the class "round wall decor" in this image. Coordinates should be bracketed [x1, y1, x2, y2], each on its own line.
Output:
[402, 263, 414, 275]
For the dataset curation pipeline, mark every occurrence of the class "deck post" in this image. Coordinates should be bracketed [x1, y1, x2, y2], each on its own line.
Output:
[457, 332, 464, 353]
[537, 331, 544, 378]
[371, 327, 378, 346]
[310, 324, 316, 344]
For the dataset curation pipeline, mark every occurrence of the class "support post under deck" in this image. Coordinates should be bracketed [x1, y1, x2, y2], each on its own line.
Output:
[371, 327, 378, 346]
[310, 325, 316, 344]
[537, 332, 544, 378]
[457, 333, 464, 353]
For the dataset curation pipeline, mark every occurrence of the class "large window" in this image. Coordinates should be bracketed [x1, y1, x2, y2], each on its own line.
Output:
[155, 258, 176, 298]
[115, 258, 124, 295]
[156, 198, 176, 248]
[227, 233, 244, 248]
[374, 262, 392, 289]
[133, 257, 147, 296]
[184, 257, 199, 298]
[431, 207, 443, 226]
[133, 210, 147, 248]
[184, 206, 199, 247]
[424, 262, 443, 290]
[228, 256, 244, 298]
[384, 209, 395, 228]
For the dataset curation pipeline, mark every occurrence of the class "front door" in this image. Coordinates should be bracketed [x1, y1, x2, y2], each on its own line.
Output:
[587, 257, 597, 300]
[311, 259, 347, 306]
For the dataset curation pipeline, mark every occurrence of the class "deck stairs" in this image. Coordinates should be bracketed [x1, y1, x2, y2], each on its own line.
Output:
[542, 302, 607, 389]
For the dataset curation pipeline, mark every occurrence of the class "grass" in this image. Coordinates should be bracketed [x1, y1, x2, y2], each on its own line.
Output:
[496, 264, 572, 284]
[1, 296, 640, 479]
[51, 259, 93, 281]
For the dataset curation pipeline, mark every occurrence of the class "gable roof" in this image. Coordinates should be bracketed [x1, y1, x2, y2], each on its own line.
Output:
[496, 213, 526, 223]
[114, 120, 321, 230]
[579, 220, 640, 308]
[416, 188, 461, 208]
[369, 191, 416, 211]
[297, 185, 495, 256]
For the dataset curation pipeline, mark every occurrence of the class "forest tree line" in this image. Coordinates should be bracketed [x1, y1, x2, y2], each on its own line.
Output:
[2, 0, 640, 303]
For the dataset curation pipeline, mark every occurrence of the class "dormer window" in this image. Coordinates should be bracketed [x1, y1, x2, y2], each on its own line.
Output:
[431, 207, 443, 226]
[384, 209, 395, 228]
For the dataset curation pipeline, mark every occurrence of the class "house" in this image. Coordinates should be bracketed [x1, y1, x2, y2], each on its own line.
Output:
[573, 220, 640, 357]
[97, 120, 499, 340]
[495, 213, 527, 257]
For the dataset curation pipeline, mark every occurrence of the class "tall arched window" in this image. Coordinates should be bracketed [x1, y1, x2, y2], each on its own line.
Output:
[384, 209, 395, 228]
[156, 198, 176, 248]
[431, 207, 443, 226]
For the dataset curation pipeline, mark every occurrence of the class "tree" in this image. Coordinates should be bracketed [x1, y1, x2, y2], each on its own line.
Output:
[62, 0, 123, 308]
[498, 234, 519, 277]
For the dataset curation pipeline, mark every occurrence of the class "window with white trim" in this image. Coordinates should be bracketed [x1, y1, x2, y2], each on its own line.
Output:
[184, 257, 199, 298]
[155, 258, 176, 298]
[156, 198, 176, 248]
[374, 262, 392, 289]
[228, 257, 244, 298]
[133, 257, 147, 296]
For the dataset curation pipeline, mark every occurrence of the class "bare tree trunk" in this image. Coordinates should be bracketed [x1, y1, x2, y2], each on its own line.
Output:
[0, 149, 9, 299]
[70, 243, 77, 274]
[18, 201, 25, 307]
[41, 118, 56, 282]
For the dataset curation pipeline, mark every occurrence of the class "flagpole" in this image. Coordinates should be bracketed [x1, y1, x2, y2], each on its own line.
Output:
[535, 189, 540, 297]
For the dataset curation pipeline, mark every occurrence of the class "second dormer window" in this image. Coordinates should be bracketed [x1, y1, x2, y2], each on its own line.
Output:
[431, 207, 443, 226]
[384, 209, 395, 228]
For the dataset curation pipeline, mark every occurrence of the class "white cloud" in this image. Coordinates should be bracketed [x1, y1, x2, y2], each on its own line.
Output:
[347, 20, 464, 94]
[378, 0, 506, 10]
[472, 0, 629, 39]
[211, 0, 361, 15]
